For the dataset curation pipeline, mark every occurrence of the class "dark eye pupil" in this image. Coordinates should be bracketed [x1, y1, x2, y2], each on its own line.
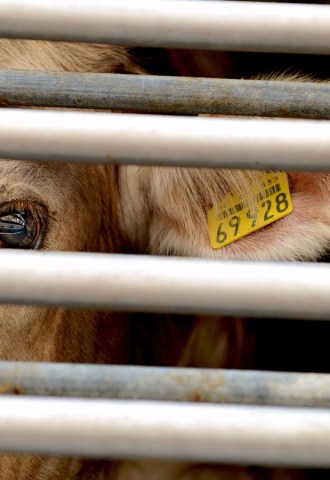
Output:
[0, 211, 38, 248]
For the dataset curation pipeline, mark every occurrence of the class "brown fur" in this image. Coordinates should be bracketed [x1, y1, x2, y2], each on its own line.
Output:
[0, 162, 134, 478]
[0, 39, 328, 480]
[0, 40, 140, 479]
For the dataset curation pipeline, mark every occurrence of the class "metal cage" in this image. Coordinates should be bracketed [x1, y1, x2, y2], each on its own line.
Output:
[0, 0, 329, 471]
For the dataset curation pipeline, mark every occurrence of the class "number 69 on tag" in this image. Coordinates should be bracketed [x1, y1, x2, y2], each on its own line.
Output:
[208, 173, 293, 250]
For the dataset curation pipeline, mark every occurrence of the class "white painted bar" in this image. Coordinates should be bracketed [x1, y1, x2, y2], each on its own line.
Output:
[0, 109, 329, 171]
[0, 0, 330, 54]
[1, 397, 330, 466]
[0, 251, 329, 319]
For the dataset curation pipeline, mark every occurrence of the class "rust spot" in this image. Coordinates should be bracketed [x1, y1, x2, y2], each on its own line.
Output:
[167, 373, 190, 386]
[200, 371, 226, 389]
[0, 98, 12, 108]
[13, 386, 24, 395]
[0, 384, 24, 395]
[194, 390, 202, 402]
[0, 384, 11, 394]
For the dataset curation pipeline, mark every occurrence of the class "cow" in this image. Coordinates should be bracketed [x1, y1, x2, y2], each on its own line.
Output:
[0, 39, 328, 480]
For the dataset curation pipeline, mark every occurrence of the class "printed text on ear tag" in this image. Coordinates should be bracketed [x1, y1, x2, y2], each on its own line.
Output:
[208, 172, 293, 250]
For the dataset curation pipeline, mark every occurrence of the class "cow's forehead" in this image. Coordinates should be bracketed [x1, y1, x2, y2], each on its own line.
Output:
[0, 160, 78, 188]
[0, 161, 76, 210]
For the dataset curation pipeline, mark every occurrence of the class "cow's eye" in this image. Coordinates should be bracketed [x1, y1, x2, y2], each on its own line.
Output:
[0, 204, 46, 249]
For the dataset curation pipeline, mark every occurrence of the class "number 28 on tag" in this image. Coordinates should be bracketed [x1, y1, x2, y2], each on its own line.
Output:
[207, 172, 293, 250]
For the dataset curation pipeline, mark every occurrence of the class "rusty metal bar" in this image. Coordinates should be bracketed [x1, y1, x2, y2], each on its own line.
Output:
[2, 396, 330, 465]
[1, 71, 330, 118]
[0, 250, 330, 320]
[2, 362, 330, 408]
[1, 109, 330, 171]
[1, 0, 330, 54]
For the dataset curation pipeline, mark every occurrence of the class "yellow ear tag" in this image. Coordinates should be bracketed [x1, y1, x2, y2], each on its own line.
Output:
[208, 172, 293, 250]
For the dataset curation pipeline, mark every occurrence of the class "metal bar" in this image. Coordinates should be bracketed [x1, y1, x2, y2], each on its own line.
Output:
[0, 109, 330, 171]
[1, 71, 330, 119]
[0, 251, 329, 319]
[1, 0, 330, 54]
[1, 396, 330, 465]
[2, 362, 330, 408]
